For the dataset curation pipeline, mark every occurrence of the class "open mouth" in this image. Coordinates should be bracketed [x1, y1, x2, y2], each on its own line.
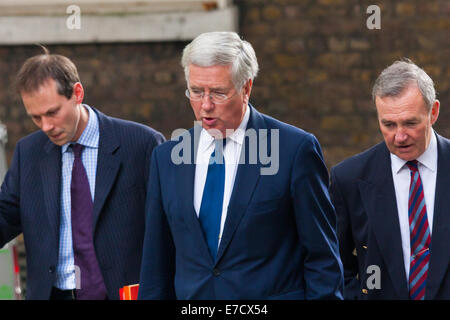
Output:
[397, 144, 412, 151]
[203, 117, 217, 125]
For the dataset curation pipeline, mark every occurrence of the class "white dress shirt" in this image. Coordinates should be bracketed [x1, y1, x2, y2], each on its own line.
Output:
[391, 131, 437, 282]
[194, 105, 250, 248]
[56, 105, 99, 289]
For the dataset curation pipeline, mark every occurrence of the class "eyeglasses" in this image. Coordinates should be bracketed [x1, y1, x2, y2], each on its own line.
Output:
[185, 88, 237, 104]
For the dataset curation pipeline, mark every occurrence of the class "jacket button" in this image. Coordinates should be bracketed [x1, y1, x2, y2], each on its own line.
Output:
[49, 266, 55, 273]
[212, 268, 220, 276]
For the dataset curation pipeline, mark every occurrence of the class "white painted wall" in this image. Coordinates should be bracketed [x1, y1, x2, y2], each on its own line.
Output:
[0, 0, 238, 44]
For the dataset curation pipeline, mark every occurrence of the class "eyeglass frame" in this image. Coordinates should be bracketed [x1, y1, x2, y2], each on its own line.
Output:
[185, 87, 240, 104]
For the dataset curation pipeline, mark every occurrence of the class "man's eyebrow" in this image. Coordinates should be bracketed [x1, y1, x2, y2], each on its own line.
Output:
[45, 105, 60, 114]
[404, 118, 419, 122]
[189, 85, 229, 91]
[27, 105, 60, 117]
[380, 117, 420, 124]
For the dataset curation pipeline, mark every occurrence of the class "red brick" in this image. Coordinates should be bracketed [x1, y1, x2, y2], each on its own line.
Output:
[349, 39, 371, 51]
[396, 2, 416, 16]
[262, 6, 282, 20]
[328, 37, 347, 52]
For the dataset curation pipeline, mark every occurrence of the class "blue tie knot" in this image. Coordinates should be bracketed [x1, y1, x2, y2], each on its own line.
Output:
[209, 139, 227, 165]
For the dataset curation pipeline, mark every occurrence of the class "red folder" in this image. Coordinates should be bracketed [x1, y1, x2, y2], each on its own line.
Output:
[119, 284, 139, 300]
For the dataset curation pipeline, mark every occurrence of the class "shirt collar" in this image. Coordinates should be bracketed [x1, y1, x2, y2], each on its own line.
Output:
[62, 104, 99, 153]
[199, 104, 250, 153]
[391, 130, 437, 174]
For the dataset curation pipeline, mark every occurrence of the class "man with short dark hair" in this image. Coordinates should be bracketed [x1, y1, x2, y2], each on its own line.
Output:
[330, 59, 450, 299]
[138, 32, 343, 300]
[0, 49, 165, 299]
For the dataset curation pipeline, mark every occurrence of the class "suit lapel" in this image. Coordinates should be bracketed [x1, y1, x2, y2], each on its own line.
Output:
[358, 144, 409, 298]
[215, 105, 264, 264]
[92, 110, 121, 232]
[427, 134, 450, 299]
[40, 140, 62, 243]
[176, 126, 215, 264]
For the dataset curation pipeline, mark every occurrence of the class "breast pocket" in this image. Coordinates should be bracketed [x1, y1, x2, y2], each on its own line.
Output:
[240, 196, 291, 257]
[247, 196, 286, 215]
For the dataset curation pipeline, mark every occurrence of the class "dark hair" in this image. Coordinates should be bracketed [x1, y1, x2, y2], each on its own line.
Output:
[15, 45, 80, 99]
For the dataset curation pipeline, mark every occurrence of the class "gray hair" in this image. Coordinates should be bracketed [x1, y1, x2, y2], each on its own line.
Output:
[372, 58, 437, 110]
[181, 31, 259, 90]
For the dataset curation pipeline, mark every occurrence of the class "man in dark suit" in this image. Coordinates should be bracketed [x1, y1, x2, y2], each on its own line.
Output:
[330, 59, 449, 300]
[0, 50, 165, 299]
[138, 31, 343, 300]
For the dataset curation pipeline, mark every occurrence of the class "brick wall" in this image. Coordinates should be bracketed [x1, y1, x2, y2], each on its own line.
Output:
[236, 0, 449, 165]
[1, 0, 449, 168]
[0, 0, 448, 297]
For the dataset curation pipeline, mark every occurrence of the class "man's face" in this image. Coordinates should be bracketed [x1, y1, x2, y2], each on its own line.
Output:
[21, 79, 84, 146]
[188, 64, 252, 138]
[376, 85, 439, 161]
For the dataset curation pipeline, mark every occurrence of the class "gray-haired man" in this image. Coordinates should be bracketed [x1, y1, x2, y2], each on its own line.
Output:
[138, 31, 343, 300]
[330, 59, 450, 300]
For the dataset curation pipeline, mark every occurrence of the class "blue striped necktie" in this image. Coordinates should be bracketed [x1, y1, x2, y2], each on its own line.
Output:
[199, 139, 226, 259]
[406, 160, 431, 300]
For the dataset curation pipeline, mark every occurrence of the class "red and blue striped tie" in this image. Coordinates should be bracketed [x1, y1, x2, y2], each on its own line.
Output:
[406, 160, 431, 300]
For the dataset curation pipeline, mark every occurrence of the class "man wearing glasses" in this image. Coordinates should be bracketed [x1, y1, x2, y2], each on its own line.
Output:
[138, 32, 343, 300]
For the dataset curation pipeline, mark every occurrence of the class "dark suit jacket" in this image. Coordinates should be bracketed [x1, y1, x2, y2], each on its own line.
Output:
[138, 105, 343, 300]
[0, 107, 165, 299]
[330, 134, 450, 299]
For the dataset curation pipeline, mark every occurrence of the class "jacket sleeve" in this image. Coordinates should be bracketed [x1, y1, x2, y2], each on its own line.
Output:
[329, 167, 360, 300]
[0, 143, 23, 247]
[143, 131, 166, 195]
[291, 133, 344, 299]
[138, 148, 176, 300]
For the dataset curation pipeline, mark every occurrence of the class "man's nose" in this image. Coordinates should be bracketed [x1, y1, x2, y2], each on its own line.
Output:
[41, 117, 54, 133]
[200, 94, 214, 111]
[395, 129, 408, 143]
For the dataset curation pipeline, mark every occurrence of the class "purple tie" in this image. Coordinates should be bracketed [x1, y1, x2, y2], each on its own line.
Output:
[71, 143, 107, 300]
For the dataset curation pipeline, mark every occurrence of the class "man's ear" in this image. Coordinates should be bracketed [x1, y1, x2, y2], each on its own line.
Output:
[242, 79, 253, 103]
[431, 100, 440, 125]
[72, 82, 84, 104]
